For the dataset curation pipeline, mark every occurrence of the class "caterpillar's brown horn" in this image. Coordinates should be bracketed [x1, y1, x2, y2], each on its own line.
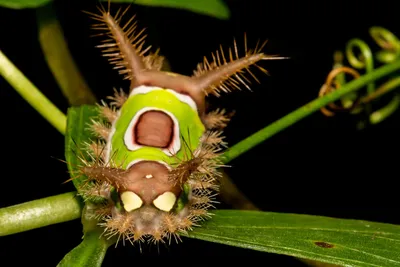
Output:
[191, 53, 267, 95]
[191, 36, 288, 97]
[86, 4, 164, 91]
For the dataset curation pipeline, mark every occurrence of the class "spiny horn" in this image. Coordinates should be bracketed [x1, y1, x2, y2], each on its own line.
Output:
[84, 3, 164, 90]
[191, 34, 287, 97]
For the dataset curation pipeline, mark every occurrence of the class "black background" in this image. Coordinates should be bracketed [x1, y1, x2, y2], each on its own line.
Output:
[1, 0, 399, 266]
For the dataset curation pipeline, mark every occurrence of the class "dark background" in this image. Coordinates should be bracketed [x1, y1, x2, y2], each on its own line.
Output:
[1, 0, 399, 266]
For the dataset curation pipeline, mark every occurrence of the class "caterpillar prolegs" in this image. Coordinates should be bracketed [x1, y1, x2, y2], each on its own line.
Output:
[71, 2, 284, 245]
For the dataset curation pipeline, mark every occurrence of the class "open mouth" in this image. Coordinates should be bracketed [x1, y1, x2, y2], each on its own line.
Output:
[124, 107, 181, 156]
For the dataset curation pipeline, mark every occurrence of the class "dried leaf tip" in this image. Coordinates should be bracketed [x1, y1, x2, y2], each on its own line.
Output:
[192, 34, 288, 97]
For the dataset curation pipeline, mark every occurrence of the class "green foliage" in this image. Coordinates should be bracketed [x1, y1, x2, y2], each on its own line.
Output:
[115, 0, 230, 19]
[186, 210, 400, 267]
[0, 0, 230, 20]
[0, 0, 50, 9]
[65, 105, 100, 190]
[57, 231, 109, 267]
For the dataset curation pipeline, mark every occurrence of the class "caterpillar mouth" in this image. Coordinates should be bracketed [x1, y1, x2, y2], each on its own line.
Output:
[124, 107, 181, 156]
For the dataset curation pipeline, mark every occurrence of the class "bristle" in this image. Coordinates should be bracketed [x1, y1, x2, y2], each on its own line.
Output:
[163, 214, 179, 234]
[142, 48, 164, 71]
[88, 118, 111, 140]
[93, 203, 114, 220]
[85, 4, 164, 82]
[100, 213, 135, 244]
[81, 165, 128, 190]
[168, 130, 226, 185]
[83, 140, 107, 162]
[177, 217, 194, 230]
[148, 229, 167, 244]
[107, 87, 128, 108]
[192, 34, 286, 97]
[188, 207, 212, 223]
[203, 108, 234, 129]
[131, 230, 145, 243]
[188, 179, 219, 191]
[201, 130, 228, 149]
[97, 100, 118, 123]
[78, 181, 111, 203]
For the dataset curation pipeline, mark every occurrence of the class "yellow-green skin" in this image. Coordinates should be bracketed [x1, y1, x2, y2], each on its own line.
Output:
[106, 86, 205, 169]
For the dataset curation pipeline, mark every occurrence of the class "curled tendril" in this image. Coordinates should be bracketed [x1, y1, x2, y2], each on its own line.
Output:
[346, 38, 375, 94]
[318, 67, 361, 116]
[370, 26, 400, 64]
[318, 26, 400, 125]
[362, 77, 400, 125]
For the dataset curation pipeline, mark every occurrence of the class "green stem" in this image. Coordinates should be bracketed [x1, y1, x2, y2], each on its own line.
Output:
[36, 2, 97, 106]
[0, 50, 67, 134]
[222, 59, 400, 163]
[0, 192, 82, 236]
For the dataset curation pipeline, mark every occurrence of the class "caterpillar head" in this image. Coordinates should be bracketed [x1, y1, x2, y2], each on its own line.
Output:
[80, 155, 213, 243]
[110, 160, 192, 241]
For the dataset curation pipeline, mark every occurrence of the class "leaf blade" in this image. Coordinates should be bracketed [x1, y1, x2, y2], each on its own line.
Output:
[56, 231, 109, 267]
[184, 210, 400, 267]
[105, 0, 230, 20]
[65, 105, 100, 190]
[0, 0, 51, 9]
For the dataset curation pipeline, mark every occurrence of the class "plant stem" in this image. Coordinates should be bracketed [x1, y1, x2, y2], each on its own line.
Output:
[222, 59, 400, 163]
[36, 2, 97, 106]
[0, 192, 82, 236]
[0, 50, 67, 134]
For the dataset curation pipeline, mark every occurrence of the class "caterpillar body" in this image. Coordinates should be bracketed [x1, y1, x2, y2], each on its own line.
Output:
[71, 2, 284, 245]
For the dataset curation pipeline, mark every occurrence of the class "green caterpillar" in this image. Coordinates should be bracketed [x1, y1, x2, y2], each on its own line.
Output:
[71, 2, 284, 245]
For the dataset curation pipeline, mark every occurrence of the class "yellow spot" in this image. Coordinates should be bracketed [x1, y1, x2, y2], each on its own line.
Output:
[153, 192, 176, 212]
[145, 174, 153, 179]
[121, 191, 143, 212]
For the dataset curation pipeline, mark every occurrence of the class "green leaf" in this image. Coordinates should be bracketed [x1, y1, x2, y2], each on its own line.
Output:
[65, 105, 100, 190]
[57, 231, 109, 267]
[184, 210, 400, 267]
[57, 203, 115, 267]
[0, 0, 51, 9]
[106, 0, 230, 20]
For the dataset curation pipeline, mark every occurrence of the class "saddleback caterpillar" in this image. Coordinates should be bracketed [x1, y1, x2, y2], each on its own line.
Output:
[68, 1, 284, 246]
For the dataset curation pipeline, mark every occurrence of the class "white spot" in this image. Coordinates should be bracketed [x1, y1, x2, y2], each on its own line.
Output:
[123, 107, 181, 156]
[145, 174, 153, 179]
[153, 192, 176, 212]
[121, 191, 143, 212]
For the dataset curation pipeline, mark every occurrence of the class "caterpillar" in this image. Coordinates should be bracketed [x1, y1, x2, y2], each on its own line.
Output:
[70, 2, 285, 245]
